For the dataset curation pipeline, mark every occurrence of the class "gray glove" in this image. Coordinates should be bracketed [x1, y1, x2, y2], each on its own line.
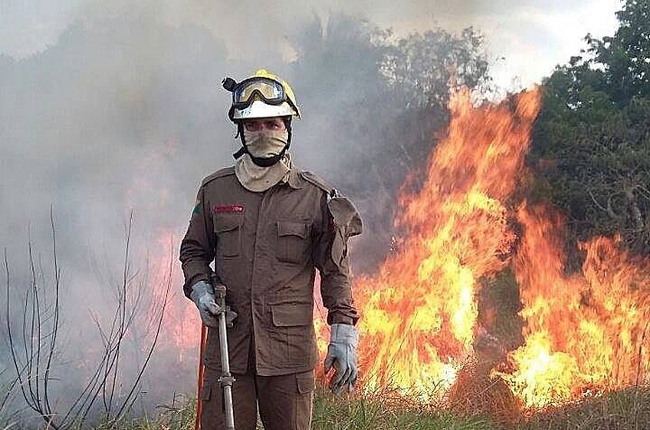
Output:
[324, 323, 359, 394]
[190, 280, 237, 328]
[190, 280, 221, 328]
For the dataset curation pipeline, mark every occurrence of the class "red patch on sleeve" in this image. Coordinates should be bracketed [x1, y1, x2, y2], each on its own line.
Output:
[213, 204, 244, 214]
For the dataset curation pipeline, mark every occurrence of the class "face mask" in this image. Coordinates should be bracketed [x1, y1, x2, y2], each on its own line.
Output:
[243, 129, 289, 158]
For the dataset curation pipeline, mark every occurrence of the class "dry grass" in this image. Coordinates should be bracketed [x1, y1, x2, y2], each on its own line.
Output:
[518, 386, 650, 430]
[446, 358, 521, 427]
[311, 384, 650, 430]
[2, 383, 647, 429]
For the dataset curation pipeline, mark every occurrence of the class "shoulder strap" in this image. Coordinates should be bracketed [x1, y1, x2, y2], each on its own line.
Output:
[201, 166, 235, 187]
[300, 170, 335, 196]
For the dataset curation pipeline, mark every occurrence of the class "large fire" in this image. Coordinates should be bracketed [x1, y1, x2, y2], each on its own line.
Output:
[148, 85, 649, 411]
[501, 204, 650, 407]
[340, 87, 650, 409]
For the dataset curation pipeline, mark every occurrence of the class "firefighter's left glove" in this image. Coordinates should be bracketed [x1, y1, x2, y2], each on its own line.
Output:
[190, 280, 237, 328]
[324, 323, 359, 394]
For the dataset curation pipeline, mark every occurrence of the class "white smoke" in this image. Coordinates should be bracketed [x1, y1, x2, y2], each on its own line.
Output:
[0, 0, 621, 424]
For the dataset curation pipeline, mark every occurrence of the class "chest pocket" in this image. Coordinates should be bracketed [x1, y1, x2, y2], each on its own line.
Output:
[214, 214, 243, 258]
[277, 221, 311, 264]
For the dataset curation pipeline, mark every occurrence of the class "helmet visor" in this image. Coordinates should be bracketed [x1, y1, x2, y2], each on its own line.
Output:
[233, 78, 285, 108]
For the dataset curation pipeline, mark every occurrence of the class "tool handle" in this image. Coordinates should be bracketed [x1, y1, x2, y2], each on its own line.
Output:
[210, 273, 227, 304]
[211, 272, 235, 429]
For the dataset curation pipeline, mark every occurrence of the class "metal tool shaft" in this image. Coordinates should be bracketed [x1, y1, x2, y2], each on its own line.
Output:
[213, 282, 235, 430]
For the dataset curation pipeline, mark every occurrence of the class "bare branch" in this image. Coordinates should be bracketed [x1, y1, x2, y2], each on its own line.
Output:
[588, 189, 624, 220]
[5, 211, 174, 429]
[637, 183, 650, 201]
[44, 207, 61, 417]
[107, 236, 174, 428]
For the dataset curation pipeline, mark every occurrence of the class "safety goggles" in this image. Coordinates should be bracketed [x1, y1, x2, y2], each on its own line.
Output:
[232, 77, 287, 109]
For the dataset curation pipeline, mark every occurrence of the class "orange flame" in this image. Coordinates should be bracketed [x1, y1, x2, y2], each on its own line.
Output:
[145, 230, 200, 361]
[350, 88, 542, 400]
[134, 87, 650, 410]
[124, 138, 201, 364]
[341, 86, 650, 409]
[499, 203, 650, 408]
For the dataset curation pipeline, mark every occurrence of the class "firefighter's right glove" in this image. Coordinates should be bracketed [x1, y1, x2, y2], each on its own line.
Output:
[190, 281, 237, 328]
[324, 323, 359, 395]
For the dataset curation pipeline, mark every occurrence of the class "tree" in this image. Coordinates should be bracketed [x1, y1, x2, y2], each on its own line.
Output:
[381, 27, 491, 111]
[591, 0, 650, 106]
[529, 0, 650, 258]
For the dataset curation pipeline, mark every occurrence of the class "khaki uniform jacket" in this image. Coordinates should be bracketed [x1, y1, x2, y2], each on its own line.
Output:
[180, 166, 361, 376]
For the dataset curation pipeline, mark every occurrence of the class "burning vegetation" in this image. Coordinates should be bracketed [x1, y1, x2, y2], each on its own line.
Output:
[311, 86, 650, 417]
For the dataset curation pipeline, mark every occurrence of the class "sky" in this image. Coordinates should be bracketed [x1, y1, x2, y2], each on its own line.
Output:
[0, 0, 621, 89]
[0, 0, 625, 422]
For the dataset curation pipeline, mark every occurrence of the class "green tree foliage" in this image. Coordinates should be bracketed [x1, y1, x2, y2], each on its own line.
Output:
[592, 0, 650, 105]
[382, 27, 490, 111]
[530, 0, 650, 257]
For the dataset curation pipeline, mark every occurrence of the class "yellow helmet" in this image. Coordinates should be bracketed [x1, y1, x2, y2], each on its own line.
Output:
[223, 69, 301, 121]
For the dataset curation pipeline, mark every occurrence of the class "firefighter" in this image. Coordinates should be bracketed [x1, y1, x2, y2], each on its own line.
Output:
[180, 69, 362, 429]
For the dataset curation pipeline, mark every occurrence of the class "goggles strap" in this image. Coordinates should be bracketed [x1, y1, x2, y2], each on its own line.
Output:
[233, 146, 247, 160]
[232, 122, 247, 159]
[283, 117, 292, 151]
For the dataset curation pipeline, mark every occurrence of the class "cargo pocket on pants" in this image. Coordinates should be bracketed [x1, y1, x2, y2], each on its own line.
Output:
[200, 381, 212, 401]
[296, 370, 315, 394]
[199, 380, 216, 430]
[294, 370, 314, 430]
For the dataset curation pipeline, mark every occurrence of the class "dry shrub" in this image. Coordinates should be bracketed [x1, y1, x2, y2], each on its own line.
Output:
[447, 358, 521, 426]
[446, 327, 522, 427]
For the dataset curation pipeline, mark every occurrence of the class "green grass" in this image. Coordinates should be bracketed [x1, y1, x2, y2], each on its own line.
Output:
[312, 387, 501, 429]
[1, 386, 647, 429]
[74, 385, 646, 429]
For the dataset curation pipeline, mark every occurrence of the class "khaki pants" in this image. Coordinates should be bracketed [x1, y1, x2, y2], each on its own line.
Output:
[200, 367, 315, 430]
